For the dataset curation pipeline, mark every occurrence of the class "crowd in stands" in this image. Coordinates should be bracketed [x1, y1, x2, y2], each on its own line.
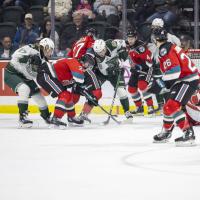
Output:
[0, 0, 197, 58]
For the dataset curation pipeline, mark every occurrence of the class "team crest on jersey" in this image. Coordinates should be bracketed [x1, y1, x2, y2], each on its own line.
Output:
[138, 46, 145, 53]
[160, 48, 167, 56]
[111, 41, 117, 47]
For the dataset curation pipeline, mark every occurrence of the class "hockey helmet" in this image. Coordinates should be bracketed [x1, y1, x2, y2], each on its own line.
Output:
[126, 28, 137, 38]
[93, 39, 106, 56]
[39, 38, 54, 58]
[152, 27, 168, 42]
[85, 27, 97, 37]
[151, 18, 164, 28]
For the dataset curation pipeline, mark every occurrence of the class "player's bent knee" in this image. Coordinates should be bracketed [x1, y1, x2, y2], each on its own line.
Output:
[17, 83, 31, 99]
[163, 99, 181, 116]
[138, 80, 148, 91]
[128, 86, 137, 94]
[58, 91, 73, 103]
[72, 93, 80, 104]
[92, 89, 102, 100]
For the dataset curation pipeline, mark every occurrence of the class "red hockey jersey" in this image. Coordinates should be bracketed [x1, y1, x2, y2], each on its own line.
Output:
[68, 36, 94, 59]
[53, 58, 84, 86]
[158, 42, 199, 82]
[128, 40, 153, 71]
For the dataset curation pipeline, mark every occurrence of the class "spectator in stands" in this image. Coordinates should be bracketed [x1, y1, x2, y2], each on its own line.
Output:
[94, 0, 121, 26]
[1, 0, 15, 8]
[13, 13, 40, 48]
[40, 18, 60, 54]
[46, 0, 72, 25]
[94, 0, 122, 12]
[0, 36, 16, 58]
[60, 12, 87, 50]
[76, 0, 95, 19]
[15, 0, 30, 12]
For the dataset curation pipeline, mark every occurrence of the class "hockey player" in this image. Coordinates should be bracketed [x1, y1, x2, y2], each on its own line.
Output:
[4, 38, 53, 128]
[152, 27, 199, 146]
[126, 28, 157, 115]
[67, 28, 102, 123]
[36, 56, 86, 127]
[87, 39, 133, 121]
[151, 18, 181, 46]
[67, 27, 97, 59]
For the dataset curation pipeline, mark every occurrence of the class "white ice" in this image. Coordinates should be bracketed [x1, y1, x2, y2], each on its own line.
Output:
[0, 114, 200, 200]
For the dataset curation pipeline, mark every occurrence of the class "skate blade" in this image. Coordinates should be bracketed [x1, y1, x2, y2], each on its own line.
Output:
[153, 139, 170, 143]
[175, 140, 196, 147]
[68, 123, 84, 127]
[48, 124, 67, 130]
[18, 122, 33, 129]
[122, 118, 133, 124]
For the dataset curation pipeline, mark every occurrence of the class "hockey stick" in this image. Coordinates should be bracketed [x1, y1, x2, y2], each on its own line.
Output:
[80, 90, 121, 124]
[103, 70, 122, 125]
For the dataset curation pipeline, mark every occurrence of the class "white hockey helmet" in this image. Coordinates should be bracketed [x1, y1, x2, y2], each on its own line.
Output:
[93, 39, 106, 54]
[152, 18, 164, 28]
[39, 38, 54, 58]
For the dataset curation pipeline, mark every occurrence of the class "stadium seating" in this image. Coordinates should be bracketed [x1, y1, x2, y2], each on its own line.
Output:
[0, 22, 17, 41]
[29, 5, 44, 26]
[3, 6, 24, 26]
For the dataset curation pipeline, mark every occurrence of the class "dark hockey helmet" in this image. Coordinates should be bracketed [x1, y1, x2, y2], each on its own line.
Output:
[85, 27, 97, 37]
[126, 28, 137, 37]
[152, 27, 167, 41]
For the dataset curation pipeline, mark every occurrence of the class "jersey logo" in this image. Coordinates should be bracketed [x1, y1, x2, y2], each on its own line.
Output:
[138, 46, 145, 53]
[111, 41, 117, 47]
[160, 48, 167, 56]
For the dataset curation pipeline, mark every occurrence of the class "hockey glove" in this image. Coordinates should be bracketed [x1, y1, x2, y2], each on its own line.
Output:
[29, 55, 42, 66]
[82, 90, 98, 106]
[81, 54, 95, 69]
[72, 82, 86, 94]
[107, 65, 121, 77]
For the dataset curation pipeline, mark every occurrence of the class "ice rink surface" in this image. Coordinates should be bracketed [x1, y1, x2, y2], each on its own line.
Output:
[0, 114, 200, 200]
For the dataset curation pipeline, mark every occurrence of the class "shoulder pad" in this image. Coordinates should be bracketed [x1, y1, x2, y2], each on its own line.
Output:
[133, 40, 146, 54]
[138, 46, 146, 53]
[160, 47, 168, 56]
[111, 40, 117, 47]
[159, 42, 172, 57]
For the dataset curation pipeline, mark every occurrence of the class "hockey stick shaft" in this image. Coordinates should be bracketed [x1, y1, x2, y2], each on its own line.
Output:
[104, 70, 122, 125]
[80, 90, 121, 124]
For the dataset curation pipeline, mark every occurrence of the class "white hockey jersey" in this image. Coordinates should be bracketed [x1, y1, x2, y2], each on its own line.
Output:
[10, 45, 41, 80]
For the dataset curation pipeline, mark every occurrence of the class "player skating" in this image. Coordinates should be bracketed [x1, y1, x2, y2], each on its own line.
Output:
[67, 27, 97, 59]
[4, 38, 53, 128]
[126, 28, 157, 115]
[85, 39, 133, 122]
[36, 56, 86, 127]
[152, 27, 199, 146]
[67, 28, 102, 123]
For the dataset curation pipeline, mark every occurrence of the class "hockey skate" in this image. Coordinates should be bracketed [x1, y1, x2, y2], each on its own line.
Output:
[78, 112, 92, 124]
[123, 111, 133, 124]
[148, 106, 160, 115]
[130, 106, 144, 115]
[19, 111, 33, 128]
[153, 129, 172, 143]
[68, 116, 84, 126]
[41, 112, 52, 125]
[175, 126, 196, 147]
[50, 116, 67, 129]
